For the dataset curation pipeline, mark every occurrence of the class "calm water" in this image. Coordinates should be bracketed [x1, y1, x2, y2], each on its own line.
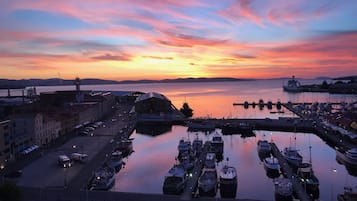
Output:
[3, 79, 357, 200]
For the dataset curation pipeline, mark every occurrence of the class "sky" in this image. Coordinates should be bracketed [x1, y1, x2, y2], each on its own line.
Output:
[0, 0, 356, 80]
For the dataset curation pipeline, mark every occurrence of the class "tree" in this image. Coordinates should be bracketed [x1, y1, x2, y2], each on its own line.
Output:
[0, 182, 22, 201]
[180, 102, 193, 118]
[321, 80, 329, 89]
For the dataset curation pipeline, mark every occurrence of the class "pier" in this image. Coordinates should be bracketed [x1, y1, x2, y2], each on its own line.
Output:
[270, 143, 311, 201]
[181, 142, 210, 200]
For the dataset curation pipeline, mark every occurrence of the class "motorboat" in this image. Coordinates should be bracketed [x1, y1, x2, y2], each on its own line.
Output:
[219, 160, 237, 198]
[115, 139, 133, 157]
[211, 132, 224, 154]
[204, 153, 216, 169]
[257, 140, 271, 154]
[337, 148, 357, 166]
[106, 150, 124, 172]
[177, 138, 191, 155]
[198, 168, 218, 197]
[274, 178, 293, 201]
[192, 135, 203, 157]
[263, 157, 280, 178]
[187, 120, 215, 132]
[283, 147, 303, 167]
[178, 152, 194, 171]
[162, 164, 187, 195]
[90, 166, 115, 191]
[297, 162, 319, 199]
[337, 186, 357, 201]
[283, 75, 302, 92]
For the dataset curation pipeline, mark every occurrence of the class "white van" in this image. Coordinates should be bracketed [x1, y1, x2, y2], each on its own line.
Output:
[58, 155, 72, 168]
[70, 153, 88, 162]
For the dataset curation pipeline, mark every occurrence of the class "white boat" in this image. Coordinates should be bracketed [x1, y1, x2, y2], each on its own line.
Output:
[162, 164, 187, 195]
[257, 140, 271, 154]
[219, 160, 237, 198]
[337, 148, 357, 165]
[283, 147, 303, 167]
[283, 75, 302, 93]
[177, 138, 191, 154]
[263, 157, 280, 178]
[338, 186, 357, 201]
[90, 166, 115, 191]
[198, 168, 218, 197]
[211, 132, 224, 153]
[204, 153, 216, 169]
[106, 150, 124, 172]
[274, 178, 293, 201]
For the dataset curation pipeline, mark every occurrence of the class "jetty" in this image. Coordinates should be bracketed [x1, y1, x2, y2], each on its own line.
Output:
[181, 141, 211, 200]
[270, 143, 311, 201]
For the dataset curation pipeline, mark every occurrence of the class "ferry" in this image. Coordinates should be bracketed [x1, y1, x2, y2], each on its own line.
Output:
[283, 75, 302, 93]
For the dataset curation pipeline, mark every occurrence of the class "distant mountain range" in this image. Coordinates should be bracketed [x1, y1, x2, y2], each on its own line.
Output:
[1, 75, 355, 89]
[0, 77, 254, 89]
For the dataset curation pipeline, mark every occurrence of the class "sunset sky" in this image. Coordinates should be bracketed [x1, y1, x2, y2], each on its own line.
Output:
[0, 0, 356, 80]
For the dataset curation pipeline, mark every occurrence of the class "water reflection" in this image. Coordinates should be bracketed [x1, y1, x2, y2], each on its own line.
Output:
[135, 122, 172, 136]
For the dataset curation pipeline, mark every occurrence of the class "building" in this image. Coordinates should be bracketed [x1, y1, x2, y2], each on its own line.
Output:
[134, 92, 184, 122]
[0, 120, 13, 167]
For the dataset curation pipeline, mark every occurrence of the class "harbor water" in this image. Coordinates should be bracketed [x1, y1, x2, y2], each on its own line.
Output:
[3, 79, 357, 200]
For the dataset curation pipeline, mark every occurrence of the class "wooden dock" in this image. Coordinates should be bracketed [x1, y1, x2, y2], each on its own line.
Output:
[180, 142, 210, 200]
[270, 143, 311, 201]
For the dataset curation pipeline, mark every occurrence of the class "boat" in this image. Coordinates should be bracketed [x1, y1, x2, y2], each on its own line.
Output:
[198, 168, 218, 197]
[192, 135, 203, 157]
[211, 132, 224, 153]
[219, 158, 237, 198]
[297, 162, 319, 199]
[336, 150, 357, 176]
[105, 150, 124, 172]
[274, 178, 293, 201]
[204, 152, 216, 169]
[336, 148, 357, 166]
[90, 166, 115, 190]
[178, 152, 194, 171]
[221, 122, 253, 135]
[257, 140, 271, 154]
[337, 186, 357, 201]
[162, 164, 187, 195]
[283, 147, 303, 167]
[177, 138, 191, 155]
[115, 139, 133, 157]
[283, 75, 302, 93]
[263, 157, 280, 178]
[187, 120, 215, 132]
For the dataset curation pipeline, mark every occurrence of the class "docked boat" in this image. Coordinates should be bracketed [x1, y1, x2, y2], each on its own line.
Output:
[90, 166, 115, 191]
[297, 162, 319, 199]
[192, 135, 203, 157]
[274, 178, 293, 201]
[336, 148, 357, 166]
[178, 152, 194, 171]
[219, 160, 237, 198]
[204, 153, 216, 169]
[162, 164, 187, 195]
[337, 186, 357, 201]
[198, 168, 218, 197]
[187, 120, 215, 132]
[283, 147, 303, 167]
[263, 157, 280, 178]
[177, 138, 191, 155]
[115, 139, 133, 157]
[105, 150, 124, 172]
[211, 132, 224, 153]
[283, 75, 302, 93]
[257, 140, 271, 154]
